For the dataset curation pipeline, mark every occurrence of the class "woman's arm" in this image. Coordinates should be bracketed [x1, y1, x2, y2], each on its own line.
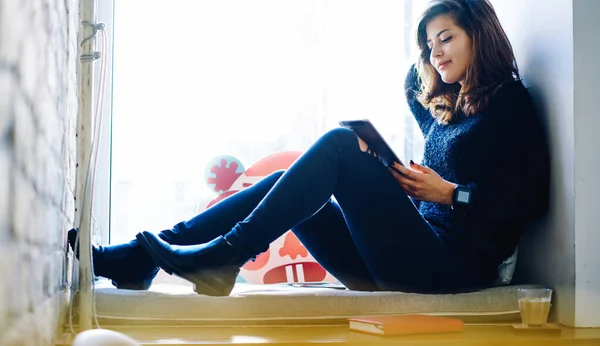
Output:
[404, 64, 435, 134]
[391, 82, 550, 218]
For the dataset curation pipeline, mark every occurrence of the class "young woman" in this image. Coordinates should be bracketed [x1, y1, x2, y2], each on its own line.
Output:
[70, 0, 550, 295]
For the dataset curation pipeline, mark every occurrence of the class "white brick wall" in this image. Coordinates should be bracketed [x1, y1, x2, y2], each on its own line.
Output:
[0, 0, 79, 344]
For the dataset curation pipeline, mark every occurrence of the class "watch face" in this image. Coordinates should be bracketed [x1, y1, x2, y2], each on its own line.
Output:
[456, 189, 471, 203]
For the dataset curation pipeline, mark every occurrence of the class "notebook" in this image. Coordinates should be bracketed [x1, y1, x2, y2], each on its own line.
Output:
[348, 314, 464, 336]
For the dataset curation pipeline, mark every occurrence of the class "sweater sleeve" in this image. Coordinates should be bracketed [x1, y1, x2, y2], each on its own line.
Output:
[458, 84, 550, 224]
[404, 64, 435, 135]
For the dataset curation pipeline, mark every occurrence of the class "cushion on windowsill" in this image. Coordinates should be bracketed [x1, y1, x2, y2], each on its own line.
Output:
[77, 281, 542, 326]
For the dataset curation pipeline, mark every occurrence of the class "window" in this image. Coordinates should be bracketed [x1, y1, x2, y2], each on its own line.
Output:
[108, 0, 427, 284]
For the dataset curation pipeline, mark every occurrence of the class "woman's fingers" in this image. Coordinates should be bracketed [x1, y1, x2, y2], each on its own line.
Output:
[391, 162, 419, 181]
[388, 167, 417, 190]
[409, 160, 432, 174]
[388, 167, 414, 195]
[401, 184, 415, 196]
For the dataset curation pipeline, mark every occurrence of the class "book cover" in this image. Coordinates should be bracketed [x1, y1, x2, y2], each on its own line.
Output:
[348, 314, 464, 336]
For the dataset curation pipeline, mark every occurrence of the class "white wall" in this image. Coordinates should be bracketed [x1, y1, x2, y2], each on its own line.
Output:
[492, 0, 575, 326]
[572, 0, 600, 328]
[0, 0, 79, 344]
[492, 0, 600, 327]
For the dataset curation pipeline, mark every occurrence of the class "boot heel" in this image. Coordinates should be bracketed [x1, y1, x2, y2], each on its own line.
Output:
[116, 279, 153, 290]
[135, 231, 248, 296]
[189, 267, 240, 296]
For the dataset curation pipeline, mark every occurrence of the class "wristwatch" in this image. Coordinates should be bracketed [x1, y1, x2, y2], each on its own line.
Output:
[452, 184, 472, 209]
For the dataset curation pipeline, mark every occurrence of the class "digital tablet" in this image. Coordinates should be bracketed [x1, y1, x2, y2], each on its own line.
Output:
[339, 119, 403, 168]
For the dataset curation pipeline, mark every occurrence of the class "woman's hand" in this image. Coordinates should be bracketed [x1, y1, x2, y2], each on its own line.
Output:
[388, 161, 456, 204]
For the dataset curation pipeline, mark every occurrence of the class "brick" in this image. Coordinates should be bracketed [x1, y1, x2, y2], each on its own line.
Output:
[28, 246, 44, 310]
[51, 209, 63, 248]
[49, 153, 65, 206]
[28, 197, 44, 245]
[35, 135, 57, 200]
[57, 251, 67, 291]
[45, 45, 59, 93]
[0, 70, 14, 139]
[0, 145, 10, 242]
[18, 31, 42, 99]
[44, 250, 66, 296]
[31, 194, 46, 247]
[8, 245, 27, 319]
[45, 110, 63, 158]
[0, 0, 25, 64]
[63, 120, 77, 193]
[45, 207, 60, 248]
[62, 184, 75, 225]
[34, 296, 58, 345]
[0, 326, 27, 346]
[37, 138, 51, 199]
[49, 4, 64, 37]
[0, 245, 11, 336]
[33, 91, 55, 148]
[12, 171, 35, 242]
[13, 93, 38, 178]
[43, 251, 54, 297]
[5, 315, 37, 346]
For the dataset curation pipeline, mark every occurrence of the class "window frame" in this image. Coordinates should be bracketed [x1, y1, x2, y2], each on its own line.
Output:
[94, 0, 115, 245]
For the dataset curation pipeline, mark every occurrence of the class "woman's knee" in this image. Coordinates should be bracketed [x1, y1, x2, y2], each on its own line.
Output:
[322, 127, 365, 151]
[267, 169, 286, 181]
[292, 198, 339, 236]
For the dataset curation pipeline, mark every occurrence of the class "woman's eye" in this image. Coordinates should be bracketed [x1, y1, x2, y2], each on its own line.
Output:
[441, 36, 453, 43]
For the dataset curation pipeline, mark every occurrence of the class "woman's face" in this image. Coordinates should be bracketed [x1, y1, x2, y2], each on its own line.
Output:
[425, 15, 473, 85]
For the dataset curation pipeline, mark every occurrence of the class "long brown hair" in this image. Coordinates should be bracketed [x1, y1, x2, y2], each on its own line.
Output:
[416, 0, 519, 124]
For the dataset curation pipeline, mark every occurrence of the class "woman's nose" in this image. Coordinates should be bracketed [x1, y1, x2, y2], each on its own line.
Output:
[431, 44, 443, 58]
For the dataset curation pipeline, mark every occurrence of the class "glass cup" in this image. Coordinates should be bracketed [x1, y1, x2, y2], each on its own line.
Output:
[517, 288, 553, 327]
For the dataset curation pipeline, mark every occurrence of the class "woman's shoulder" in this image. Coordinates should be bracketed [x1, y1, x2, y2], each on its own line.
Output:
[476, 79, 543, 142]
[487, 79, 532, 110]
[476, 79, 537, 126]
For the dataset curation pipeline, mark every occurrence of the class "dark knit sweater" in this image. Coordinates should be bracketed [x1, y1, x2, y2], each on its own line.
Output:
[404, 66, 550, 280]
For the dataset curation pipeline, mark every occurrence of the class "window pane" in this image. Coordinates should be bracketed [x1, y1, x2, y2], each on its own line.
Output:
[110, 1, 427, 273]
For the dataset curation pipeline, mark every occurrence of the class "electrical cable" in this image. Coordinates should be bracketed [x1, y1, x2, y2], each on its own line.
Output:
[68, 20, 108, 334]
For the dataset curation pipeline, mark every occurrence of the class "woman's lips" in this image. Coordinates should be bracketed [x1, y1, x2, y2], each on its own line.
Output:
[438, 60, 451, 70]
[438, 61, 451, 70]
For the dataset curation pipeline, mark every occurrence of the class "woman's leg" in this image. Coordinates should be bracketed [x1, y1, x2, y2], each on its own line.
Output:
[171, 172, 380, 290]
[73, 167, 374, 290]
[67, 170, 286, 289]
[166, 171, 381, 291]
[226, 128, 487, 293]
[159, 170, 286, 245]
[137, 128, 487, 294]
[291, 198, 379, 291]
[326, 160, 487, 294]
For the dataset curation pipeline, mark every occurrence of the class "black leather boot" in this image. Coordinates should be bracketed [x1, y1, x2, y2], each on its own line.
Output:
[135, 231, 251, 296]
[68, 228, 159, 290]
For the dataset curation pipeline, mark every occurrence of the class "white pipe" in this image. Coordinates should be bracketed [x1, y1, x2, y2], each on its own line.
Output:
[76, 0, 97, 332]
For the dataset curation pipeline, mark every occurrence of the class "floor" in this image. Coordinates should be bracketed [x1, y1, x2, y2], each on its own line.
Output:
[55, 324, 600, 346]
